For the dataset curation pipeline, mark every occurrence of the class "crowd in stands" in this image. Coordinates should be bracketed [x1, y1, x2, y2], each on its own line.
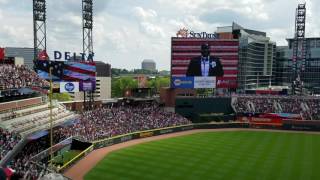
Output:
[59, 102, 191, 142]
[7, 130, 66, 180]
[304, 98, 320, 120]
[0, 128, 21, 161]
[0, 64, 49, 90]
[232, 95, 320, 120]
[1, 101, 191, 179]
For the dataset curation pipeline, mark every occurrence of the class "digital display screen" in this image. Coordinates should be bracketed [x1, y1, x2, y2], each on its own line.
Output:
[171, 38, 239, 89]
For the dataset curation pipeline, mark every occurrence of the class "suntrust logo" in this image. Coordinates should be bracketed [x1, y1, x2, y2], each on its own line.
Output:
[189, 31, 217, 39]
[176, 28, 217, 39]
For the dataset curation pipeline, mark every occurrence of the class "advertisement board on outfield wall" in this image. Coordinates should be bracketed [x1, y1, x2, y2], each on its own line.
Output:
[92, 123, 248, 150]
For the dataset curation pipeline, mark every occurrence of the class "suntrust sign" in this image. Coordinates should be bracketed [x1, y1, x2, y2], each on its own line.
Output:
[176, 28, 217, 39]
[189, 31, 217, 38]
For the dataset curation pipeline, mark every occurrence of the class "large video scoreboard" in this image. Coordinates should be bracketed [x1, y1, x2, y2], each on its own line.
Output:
[35, 60, 96, 91]
[171, 38, 239, 89]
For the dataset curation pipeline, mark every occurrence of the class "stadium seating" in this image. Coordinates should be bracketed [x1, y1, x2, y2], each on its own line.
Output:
[1, 103, 77, 136]
[0, 98, 76, 170]
[0, 64, 49, 91]
[59, 102, 191, 142]
[1, 101, 190, 179]
[232, 95, 320, 120]
[0, 128, 21, 161]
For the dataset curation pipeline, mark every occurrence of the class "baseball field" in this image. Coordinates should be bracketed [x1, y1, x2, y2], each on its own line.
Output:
[84, 131, 320, 180]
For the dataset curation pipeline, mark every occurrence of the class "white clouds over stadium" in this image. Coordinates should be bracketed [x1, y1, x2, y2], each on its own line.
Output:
[0, 0, 319, 70]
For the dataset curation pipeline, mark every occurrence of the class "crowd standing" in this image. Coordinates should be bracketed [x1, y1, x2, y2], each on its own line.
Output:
[0, 64, 49, 90]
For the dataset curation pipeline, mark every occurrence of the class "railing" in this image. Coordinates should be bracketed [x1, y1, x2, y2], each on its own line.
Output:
[0, 136, 28, 167]
[57, 144, 94, 172]
[30, 137, 73, 162]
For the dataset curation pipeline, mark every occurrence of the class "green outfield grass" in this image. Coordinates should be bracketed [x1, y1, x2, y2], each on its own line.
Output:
[85, 131, 320, 180]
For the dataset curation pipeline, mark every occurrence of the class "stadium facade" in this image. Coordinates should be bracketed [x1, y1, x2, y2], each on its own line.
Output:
[217, 23, 276, 91]
[275, 38, 320, 94]
[4, 47, 35, 69]
[198, 23, 277, 92]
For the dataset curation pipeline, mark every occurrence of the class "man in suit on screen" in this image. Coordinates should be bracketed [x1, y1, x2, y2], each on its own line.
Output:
[186, 43, 224, 77]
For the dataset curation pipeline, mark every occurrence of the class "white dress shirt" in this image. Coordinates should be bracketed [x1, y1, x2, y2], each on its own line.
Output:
[201, 56, 210, 76]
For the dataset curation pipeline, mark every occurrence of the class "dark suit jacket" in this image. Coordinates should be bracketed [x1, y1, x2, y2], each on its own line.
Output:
[186, 56, 224, 77]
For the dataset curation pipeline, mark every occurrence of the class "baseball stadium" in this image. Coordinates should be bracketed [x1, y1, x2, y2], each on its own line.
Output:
[1, 1, 320, 180]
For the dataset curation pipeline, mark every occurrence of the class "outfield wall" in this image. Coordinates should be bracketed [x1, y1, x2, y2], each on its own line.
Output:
[59, 122, 248, 172]
[283, 120, 320, 131]
[175, 97, 234, 122]
[93, 122, 248, 150]
[31, 137, 73, 162]
[57, 144, 94, 172]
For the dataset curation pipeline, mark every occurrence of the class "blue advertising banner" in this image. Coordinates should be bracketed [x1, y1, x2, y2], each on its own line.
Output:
[80, 81, 96, 92]
[171, 77, 194, 88]
[171, 77, 216, 89]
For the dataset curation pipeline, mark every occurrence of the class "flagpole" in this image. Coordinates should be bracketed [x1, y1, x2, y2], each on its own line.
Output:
[49, 67, 53, 167]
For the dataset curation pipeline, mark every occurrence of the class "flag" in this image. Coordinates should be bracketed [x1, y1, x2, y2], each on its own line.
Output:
[0, 48, 5, 61]
[35, 60, 64, 80]
[63, 61, 96, 81]
[38, 50, 49, 60]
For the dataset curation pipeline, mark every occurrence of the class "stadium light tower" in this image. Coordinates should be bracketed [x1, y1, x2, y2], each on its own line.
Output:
[292, 3, 306, 95]
[33, 0, 47, 66]
[82, 0, 95, 110]
[82, 0, 94, 61]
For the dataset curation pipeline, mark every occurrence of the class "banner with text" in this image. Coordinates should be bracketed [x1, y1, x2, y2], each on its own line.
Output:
[171, 77, 216, 88]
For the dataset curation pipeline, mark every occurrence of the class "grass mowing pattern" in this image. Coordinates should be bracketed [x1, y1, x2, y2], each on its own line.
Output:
[85, 131, 320, 180]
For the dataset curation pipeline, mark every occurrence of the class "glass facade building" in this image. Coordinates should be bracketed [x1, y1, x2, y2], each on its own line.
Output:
[233, 24, 276, 91]
[275, 38, 320, 94]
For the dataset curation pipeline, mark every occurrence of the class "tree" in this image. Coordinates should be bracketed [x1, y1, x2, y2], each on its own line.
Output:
[147, 76, 170, 93]
[112, 77, 138, 97]
[52, 93, 72, 102]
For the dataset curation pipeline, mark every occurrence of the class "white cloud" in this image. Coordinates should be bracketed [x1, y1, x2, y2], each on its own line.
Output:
[140, 22, 165, 38]
[133, 7, 157, 20]
[0, 0, 8, 4]
[157, 0, 207, 11]
[267, 28, 291, 45]
[0, 0, 320, 70]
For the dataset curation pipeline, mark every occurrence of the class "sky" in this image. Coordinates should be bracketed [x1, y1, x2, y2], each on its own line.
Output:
[0, 0, 319, 71]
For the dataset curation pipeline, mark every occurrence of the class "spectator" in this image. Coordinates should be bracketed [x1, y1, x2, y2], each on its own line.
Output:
[2, 101, 191, 179]
[232, 95, 320, 120]
[0, 128, 21, 161]
[0, 64, 49, 90]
